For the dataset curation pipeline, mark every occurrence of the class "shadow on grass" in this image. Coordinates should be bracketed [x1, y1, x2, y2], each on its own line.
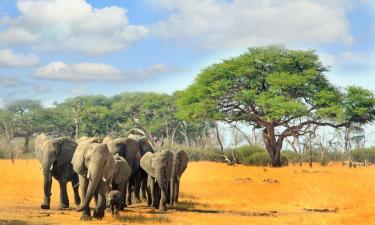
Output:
[174, 200, 278, 217]
[0, 220, 51, 225]
[117, 214, 171, 224]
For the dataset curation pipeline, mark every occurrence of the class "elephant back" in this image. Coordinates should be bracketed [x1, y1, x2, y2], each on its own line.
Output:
[102, 136, 113, 144]
[128, 134, 154, 155]
[107, 137, 141, 172]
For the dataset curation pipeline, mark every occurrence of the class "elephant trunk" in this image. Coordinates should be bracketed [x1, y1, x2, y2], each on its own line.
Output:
[42, 157, 54, 200]
[76, 160, 103, 211]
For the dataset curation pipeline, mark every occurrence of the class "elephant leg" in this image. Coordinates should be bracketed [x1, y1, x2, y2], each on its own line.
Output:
[41, 169, 53, 209]
[146, 175, 153, 207]
[141, 175, 148, 201]
[118, 182, 126, 210]
[71, 173, 81, 206]
[93, 181, 106, 220]
[175, 180, 180, 204]
[126, 175, 134, 205]
[133, 171, 142, 203]
[78, 175, 91, 221]
[58, 179, 69, 209]
[158, 180, 168, 211]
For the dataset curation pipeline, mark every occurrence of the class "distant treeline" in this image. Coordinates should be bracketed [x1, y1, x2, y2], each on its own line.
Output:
[0, 92, 219, 154]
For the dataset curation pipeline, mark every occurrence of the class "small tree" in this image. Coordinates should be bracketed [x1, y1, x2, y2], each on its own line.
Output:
[177, 46, 375, 167]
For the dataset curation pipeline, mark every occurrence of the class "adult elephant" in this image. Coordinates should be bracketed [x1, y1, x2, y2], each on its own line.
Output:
[140, 150, 173, 211]
[111, 154, 132, 209]
[169, 150, 189, 207]
[106, 137, 141, 205]
[128, 133, 154, 203]
[72, 138, 115, 220]
[35, 134, 80, 210]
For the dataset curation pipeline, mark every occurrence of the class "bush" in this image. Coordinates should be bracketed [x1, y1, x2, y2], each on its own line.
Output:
[244, 151, 270, 166]
[366, 147, 375, 163]
[351, 148, 366, 162]
[229, 144, 267, 163]
[282, 150, 300, 163]
[161, 144, 221, 161]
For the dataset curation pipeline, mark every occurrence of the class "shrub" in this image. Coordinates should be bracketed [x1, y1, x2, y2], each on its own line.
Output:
[366, 147, 375, 163]
[282, 150, 300, 163]
[351, 148, 366, 162]
[244, 151, 270, 166]
[230, 144, 266, 163]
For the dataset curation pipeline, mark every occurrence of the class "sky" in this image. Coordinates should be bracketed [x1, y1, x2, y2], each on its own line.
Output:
[0, 0, 374, 143]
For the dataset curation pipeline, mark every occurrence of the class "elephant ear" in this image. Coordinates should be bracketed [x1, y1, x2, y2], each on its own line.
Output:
[140, 152, 155, 177]
[177, 150, 189, 175]
[53, 137, 77, 167]
[34, 133, 48, 162]
[139, 137, 154, 155]
[71, 142, 87, 176]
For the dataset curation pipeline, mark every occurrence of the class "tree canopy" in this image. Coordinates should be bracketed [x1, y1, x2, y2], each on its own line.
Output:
[177, 46, 375, 166]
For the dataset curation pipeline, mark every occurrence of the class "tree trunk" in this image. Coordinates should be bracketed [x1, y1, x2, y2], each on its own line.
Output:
[262, 126, 283, 167]
[23, 134, 30, 153]
[213, 121, 224, 153]
[74, 119, 80, 140]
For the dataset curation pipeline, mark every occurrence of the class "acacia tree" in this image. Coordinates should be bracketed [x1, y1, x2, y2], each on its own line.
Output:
[177, 46, 375, 167]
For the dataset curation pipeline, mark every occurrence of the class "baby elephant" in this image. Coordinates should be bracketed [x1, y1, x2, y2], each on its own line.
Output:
[106, 190, 123, 216]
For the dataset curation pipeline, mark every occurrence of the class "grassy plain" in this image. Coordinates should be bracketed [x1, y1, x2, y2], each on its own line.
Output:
[0, 160, 374, 225]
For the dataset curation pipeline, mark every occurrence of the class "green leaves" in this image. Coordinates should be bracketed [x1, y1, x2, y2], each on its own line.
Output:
[176, 46, 375, 130]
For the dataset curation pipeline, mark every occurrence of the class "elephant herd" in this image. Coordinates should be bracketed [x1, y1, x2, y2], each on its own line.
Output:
[34, 132, 189, 220]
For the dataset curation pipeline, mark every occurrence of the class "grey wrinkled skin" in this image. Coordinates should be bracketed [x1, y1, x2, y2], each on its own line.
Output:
[35, 133, 80, 210]
[71, 138, 115, 221]
[128, 134, 154, 204]
[111, 154, 132, 209]
[106, 137, 143, 205]
[140, 150, 173, 211]
[106, 190, 123, 216]
[169, 150, 189, 207]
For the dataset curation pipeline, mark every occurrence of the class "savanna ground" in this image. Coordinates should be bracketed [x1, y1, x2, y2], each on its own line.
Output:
[0, 160, 374, 225]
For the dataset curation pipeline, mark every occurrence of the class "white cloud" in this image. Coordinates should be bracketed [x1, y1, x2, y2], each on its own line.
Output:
[0, 0, 148, 54]
[0, 27, 38, 46]
[320, 51, 375, 69]
[126, 63, 179, 80]
[149, 0, 353, 48]
[33, 61, 122, 82]
[0, 49, 40, 67]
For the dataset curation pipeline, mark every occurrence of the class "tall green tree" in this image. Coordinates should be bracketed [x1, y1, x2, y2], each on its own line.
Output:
[5, 99, 43, 152]
[177, 46, 375, 166]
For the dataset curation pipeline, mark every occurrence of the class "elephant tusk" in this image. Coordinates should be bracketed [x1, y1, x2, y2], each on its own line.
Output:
[87, 173, 90, 179]
[102, 177, 107, 182]
[49, 164, 53, 171]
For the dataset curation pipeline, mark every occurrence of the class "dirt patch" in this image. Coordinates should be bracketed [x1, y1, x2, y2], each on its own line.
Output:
[303, 208, 338, 213]
[234, 177, 251, 182]
[0, 219, 51, 225]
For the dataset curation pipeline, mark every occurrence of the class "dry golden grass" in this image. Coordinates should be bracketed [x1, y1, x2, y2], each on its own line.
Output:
[0, 160, 374, 225]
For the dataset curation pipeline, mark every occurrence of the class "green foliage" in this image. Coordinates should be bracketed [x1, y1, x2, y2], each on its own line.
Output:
[232, 144, 265, 161]
[351, 148, 367, 162]
[163, 144, 221, 161]
[244, 152, 271, 166]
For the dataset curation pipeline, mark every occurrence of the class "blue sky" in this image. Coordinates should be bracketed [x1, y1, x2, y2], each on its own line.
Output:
[0, 0, 374, 143]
